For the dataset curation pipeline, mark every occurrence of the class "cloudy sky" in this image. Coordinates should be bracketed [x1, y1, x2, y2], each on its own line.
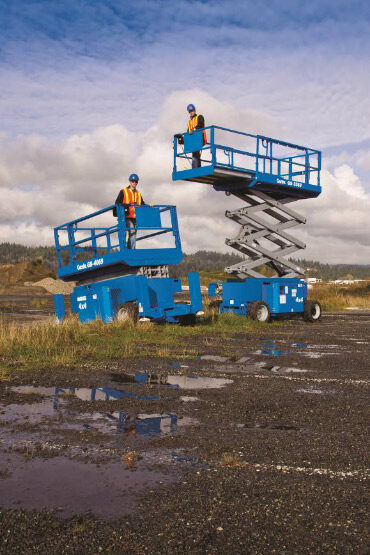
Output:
[0, 0, 369, 263]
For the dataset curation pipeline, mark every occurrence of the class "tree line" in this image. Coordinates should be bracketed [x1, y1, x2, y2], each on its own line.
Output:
[0, 243, 369, 280]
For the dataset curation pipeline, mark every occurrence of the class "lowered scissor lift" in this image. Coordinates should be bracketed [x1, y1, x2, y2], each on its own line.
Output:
[173, 125, 322, 322]
[53, 203, 202, 324]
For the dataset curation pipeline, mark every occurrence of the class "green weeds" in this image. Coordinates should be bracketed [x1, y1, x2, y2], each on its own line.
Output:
[0, 308, 271, 377]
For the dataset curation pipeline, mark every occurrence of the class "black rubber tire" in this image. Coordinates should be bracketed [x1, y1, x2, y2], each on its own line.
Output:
[248, 301, 271, 323]
[303, 300, 322, 322]
[115, 302, 139, 324]
[178, 314, 197, 326]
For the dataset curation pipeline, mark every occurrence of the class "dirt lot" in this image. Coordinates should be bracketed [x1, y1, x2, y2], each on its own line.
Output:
[0, 309, 369, 553]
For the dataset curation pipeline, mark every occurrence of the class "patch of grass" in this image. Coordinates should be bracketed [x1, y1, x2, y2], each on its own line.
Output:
[0, 302, 273, 375]
[221, 452, 244, 467]
[309, 282, 370, 311]
[72, 523, 87, 534]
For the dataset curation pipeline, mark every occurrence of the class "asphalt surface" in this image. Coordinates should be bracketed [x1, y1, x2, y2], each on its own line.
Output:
[0, 310, 369, 553]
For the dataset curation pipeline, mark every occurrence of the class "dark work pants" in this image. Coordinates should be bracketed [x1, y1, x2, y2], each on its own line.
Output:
[192, 151, 201, 168]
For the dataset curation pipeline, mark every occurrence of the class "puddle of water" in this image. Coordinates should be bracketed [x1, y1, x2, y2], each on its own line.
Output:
[300, 344, 343, 359]
[112, 372, 233, 390]
[13, 385, 159, 402]
[296, 386, 336, 395]
[0, 452, 173, 519]
[0, 399, 60, 425]
[257, 339, 308, 356]
[278, 367, 309, 374]
[4, 387, 197, 439]
[302, 352, 342, 358]
[199, 355, 230, 362]
[75, 412, 197, 437]
[243, 422, 301, 431]
[255, 363, 308, 374]
[165, 375, 233, 390]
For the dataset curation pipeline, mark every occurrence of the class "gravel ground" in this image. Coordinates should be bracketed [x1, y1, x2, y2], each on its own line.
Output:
[0, 311, 369, 553]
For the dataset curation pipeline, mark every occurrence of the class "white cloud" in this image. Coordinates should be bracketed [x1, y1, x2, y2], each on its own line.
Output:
[294, 167, 370, 263]
[0, 91, 369, 263]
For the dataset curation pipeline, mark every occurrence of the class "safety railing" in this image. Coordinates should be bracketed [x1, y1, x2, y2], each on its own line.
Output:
[173, 125, 321, 188]
[54, 203, 181, 270]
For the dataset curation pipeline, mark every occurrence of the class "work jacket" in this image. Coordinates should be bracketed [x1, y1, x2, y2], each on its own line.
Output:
[187, 114, 207, 145]
[114, 187, 145, 219]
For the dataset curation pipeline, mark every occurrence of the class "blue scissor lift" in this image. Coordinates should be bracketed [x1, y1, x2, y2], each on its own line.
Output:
[53, 203, 202, 324]
[173, 125, 322, 322]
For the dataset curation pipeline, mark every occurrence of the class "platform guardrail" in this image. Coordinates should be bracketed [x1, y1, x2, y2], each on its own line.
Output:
[54, 203, 182, 276]
[173, 125, 321, 189]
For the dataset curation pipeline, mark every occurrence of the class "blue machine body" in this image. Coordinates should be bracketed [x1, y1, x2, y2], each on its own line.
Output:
[209, 277, 307, 316]
[67, 271, 202, 324]
[173, 126, 321, 199]
[53, 203, 202, 324]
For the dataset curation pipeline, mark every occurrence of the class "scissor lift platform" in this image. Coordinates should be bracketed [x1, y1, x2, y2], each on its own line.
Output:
[173, 126, 321, 199]
[53, 203, 203, 324]
[172, 125, 322, 322]
[54, 204, 182, 282]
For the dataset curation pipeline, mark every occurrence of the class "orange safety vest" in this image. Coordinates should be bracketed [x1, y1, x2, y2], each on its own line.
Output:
[122, 186, 142, 219]
[187, 114, 207, 145]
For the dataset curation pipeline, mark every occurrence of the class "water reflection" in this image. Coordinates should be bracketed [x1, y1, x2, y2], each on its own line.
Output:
[13, 385, 158, 406]
[132, 372, 233, 389]
[258, 340, 308, 356]
[0, 452, 173, 519]
[9, 386, 195, 437]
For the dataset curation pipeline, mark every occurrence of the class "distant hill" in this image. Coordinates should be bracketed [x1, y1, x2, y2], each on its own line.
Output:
[292, 258, 370, 281]
[0, 243, 369, 281]
[173, 252, 370, 280]
[0, 259, 56, 286]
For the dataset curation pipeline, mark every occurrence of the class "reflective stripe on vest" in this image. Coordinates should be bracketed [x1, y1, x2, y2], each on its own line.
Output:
[123, 187, 142, 219]
[187, 115, 207, 145]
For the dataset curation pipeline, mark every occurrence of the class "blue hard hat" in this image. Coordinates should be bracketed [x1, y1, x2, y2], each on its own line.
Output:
[187, 104, 196, 112]
[129, 173, 139, 182]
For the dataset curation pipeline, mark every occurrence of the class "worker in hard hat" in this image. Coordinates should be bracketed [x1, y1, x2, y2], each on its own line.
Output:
[186, 104, 206, 168]
[114, 174, 146, 249]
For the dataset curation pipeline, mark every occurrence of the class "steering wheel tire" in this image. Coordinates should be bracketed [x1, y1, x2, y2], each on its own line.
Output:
[115, 302, 139, 325]
[303, 300, 322, 322]
[178, 314, 197, 326]
[248, 301, 271, 323]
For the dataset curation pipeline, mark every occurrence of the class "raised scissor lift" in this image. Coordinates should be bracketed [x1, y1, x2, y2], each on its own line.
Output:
[53, 203, 202, 323]
[173, 126, 322, 321]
